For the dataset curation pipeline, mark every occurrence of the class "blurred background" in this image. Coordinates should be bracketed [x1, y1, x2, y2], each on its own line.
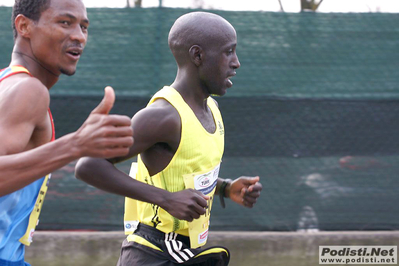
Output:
[1, 0, 399, 234]
[2, 0, 399, 12]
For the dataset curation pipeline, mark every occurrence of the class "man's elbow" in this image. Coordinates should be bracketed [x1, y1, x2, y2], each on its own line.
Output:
[75, 157, 91, 181]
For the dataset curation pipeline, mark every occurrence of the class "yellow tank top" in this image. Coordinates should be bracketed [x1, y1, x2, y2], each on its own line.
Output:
[124, 86, 224, 248]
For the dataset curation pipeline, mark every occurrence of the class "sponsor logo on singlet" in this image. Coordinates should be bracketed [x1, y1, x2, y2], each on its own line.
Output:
[193, 165, 220, 195]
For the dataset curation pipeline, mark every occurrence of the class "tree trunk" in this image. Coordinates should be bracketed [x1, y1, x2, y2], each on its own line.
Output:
[301, 0, 324, 11]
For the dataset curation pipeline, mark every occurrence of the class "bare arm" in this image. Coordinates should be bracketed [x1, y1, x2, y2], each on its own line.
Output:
[76, 157, 207, 221]
[76, 100, 209, 221]
[0, 83, 133, 196]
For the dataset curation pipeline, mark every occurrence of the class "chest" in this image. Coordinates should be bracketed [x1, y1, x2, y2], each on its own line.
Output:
[194, 109, 216, 134]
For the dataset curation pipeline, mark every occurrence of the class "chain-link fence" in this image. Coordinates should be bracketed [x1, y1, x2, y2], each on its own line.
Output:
[1, 7, 399, 231]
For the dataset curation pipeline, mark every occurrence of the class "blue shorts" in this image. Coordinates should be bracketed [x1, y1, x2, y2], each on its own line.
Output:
[0, 258, 30, 266]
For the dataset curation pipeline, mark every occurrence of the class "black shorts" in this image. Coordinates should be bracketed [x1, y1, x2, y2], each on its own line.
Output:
[117, 223, 230, 266]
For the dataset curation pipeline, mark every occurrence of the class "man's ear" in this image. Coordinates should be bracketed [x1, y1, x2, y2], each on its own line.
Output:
[14, 14, 33, 39]
[189, 45, 203, 66]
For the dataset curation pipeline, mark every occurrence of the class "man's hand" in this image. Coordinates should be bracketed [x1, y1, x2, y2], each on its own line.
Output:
[162, 189, 209, 222]
[228, 176, 262, 208]
[73, 86, 134, 158]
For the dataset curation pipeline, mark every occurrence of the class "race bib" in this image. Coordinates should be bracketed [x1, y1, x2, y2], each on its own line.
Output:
[183, 163, 220, 248]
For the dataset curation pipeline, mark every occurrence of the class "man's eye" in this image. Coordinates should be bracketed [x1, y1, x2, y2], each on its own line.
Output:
[61, 21, 70, 26]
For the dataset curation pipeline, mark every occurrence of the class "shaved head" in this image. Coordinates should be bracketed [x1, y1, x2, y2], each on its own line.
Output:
[168, 12, 236, 65]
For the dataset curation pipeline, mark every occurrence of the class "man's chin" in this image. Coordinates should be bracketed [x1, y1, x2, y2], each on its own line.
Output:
[60, 68, 76, 76]
[216, 89, 227, 97]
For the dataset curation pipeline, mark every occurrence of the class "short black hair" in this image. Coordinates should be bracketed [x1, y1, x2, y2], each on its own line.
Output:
[12, 0, 51, 40]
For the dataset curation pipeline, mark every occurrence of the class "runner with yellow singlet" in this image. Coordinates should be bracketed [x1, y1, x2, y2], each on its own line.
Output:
[124, 86, 224, 245]
[76, 11, 262, 266]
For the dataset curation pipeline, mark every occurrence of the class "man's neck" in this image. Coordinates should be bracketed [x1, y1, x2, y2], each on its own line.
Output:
[10, 51, 59, 90]
[172, 79, 210, 111]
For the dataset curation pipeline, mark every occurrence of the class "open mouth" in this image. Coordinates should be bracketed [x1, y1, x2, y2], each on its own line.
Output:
[66, 48, 83, 60]
[68, 51, 80, 56]
[226, 73, 236, 87]
[227, 77, 233, 87]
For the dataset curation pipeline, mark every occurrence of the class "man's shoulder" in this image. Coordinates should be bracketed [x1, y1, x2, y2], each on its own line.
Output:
[1, 73, 48, 98]
[132, 98, 181, 137]
[0, 73, 49, 114]
[144, 99, 180, 125]
[150, 98, 176, 110]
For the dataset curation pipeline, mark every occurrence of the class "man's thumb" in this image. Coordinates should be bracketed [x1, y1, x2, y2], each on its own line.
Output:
[91, 86, 115, 115]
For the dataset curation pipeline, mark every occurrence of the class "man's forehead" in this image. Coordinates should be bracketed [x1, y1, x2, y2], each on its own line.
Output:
[45, 0, 87, 19]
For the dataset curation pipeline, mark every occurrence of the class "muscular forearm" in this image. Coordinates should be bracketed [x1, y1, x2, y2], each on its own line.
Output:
[0, 133, 80, 196]
[75, 157, 171, 206]
[0, 87, 133, 197]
